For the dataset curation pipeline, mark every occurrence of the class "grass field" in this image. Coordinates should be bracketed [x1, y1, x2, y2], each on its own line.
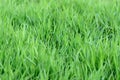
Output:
[0, 0, 120, 80]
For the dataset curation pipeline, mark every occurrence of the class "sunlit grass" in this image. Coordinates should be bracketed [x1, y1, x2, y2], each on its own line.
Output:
[0, 0, 120, 80]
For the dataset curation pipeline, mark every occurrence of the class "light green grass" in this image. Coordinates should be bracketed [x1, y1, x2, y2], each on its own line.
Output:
[0, 0, 120, 80]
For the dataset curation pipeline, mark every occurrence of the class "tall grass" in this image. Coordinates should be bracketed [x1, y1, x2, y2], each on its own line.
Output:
[0, 0, 120, 79]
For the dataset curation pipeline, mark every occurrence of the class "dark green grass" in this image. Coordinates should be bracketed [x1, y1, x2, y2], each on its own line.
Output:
[0, 0, 120, 80]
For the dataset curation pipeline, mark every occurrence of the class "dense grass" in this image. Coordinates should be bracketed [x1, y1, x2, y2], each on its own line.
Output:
[0, 0, 120, 79]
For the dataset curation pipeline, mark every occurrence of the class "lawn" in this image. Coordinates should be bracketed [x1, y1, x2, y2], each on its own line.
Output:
[0, 0, 120, 80]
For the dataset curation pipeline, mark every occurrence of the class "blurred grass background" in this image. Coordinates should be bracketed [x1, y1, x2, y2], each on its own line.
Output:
[0, 0, 120, 80]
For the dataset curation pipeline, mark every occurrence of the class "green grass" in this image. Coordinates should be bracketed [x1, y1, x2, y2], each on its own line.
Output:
[0, 0, 120, 80]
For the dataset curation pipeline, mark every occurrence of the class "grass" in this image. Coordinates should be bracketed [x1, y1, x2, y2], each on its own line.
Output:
[0, 0, 120, 80]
